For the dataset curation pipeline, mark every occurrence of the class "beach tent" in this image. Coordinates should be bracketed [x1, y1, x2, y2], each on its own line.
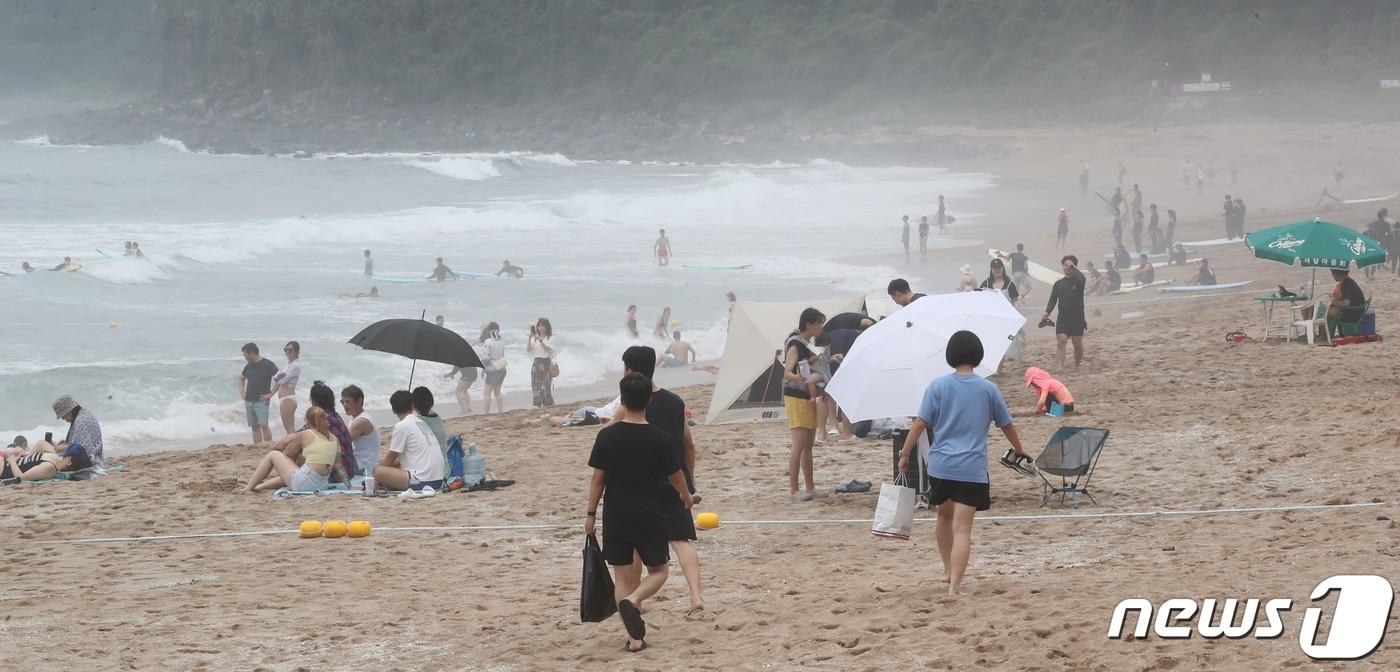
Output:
[704, 296, 866, 425]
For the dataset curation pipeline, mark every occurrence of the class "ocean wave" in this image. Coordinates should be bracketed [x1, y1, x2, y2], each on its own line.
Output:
[17, 135, 52, 146]
[154, 135, 195, 153]
[80, 257, 172, 285]
[407, 156, 502, 181]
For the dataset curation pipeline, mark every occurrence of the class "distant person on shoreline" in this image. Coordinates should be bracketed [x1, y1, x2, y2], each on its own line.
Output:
[427, 257, 458, 281]
[901, 215, 911, 262]
[1042, 255, 1087, 370]
[1147, 204, 1163, 253]
[1057, 208, 1069, 249]
[1169, 242, 1190, 266]
[918, 216, 930, 260]
[238, 343, 278, 445]
[654, 229, 672, 267]
[527, 318, 557, 408]
[1114, 243, 1131, 271]
[1111, 210, 1123, 248]
[1186, 259, 1217, 286]
[887, 278, 926, 307]
[1131, 209, 1145, 254]
[1166, 209, 1178, 246]
[1117, 163, 1126, 186]
[625, 305, 640, 339]
[1334, 161, 1345, 194]
[1079, 162, 1090, 198]
[936, 196, 949, 235]
[956, 264, 978, 292]
[480, 322, 507, 414]
[1129, 183, 1142, 216]
[496, 260, 525, 278]
[1105, 261, 1122, 293]
[363, 249, 374, 277]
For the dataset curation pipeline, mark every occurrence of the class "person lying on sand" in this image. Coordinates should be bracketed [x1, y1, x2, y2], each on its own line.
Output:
[1, 442, 92, 482]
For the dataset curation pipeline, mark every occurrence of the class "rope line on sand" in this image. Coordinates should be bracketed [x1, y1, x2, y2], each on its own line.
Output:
[49, 501, 1384, 544]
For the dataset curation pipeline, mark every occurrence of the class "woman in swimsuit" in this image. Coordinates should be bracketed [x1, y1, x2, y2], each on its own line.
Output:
[625, 305, 639, 339]
[272, 341, 302, 436]
[241, 405, 337, 492]
[1, 442, 92, 482]
[654, 307, 672, 340]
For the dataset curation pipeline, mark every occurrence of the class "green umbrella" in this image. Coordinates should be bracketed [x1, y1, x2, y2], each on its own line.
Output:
[1244, 218, 1387, 296]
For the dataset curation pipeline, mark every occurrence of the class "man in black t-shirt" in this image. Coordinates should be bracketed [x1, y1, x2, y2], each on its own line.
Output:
[1327, 268, 1367, 334]
[1008, 244, 1032, 299]
[238, 343, 279, 445]
[586, 373, 693, 652]
[621, 345, 706, 611]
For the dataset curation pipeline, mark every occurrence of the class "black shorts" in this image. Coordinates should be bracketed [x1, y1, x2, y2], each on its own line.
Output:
[658, 498, 697, 541]
[483, 369, 506, 386]
[929, 476, 991, 511]
[603, 534, 670, 567]
[1055, 316, 1086, 337]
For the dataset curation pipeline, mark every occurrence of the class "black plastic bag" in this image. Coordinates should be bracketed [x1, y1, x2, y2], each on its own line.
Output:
[580, 534, 617, 623]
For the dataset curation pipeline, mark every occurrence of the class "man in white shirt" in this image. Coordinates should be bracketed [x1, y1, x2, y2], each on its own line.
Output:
[374, 390, 445, 491]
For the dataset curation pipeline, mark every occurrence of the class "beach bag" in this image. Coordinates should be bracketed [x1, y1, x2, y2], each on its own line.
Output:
[871, 473, 916, 541]
[549, 361, 560, 379]
[580, 534, 617, 623]
[446, 435, 465, 480]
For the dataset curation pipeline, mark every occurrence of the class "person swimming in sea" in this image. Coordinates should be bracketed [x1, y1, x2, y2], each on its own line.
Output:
[338, 287, 380, 299]
[496, 260, 525, 278]
[21, 262, 34, 273]
[49, 257, 78, 271]
[427, 257, 458, 281]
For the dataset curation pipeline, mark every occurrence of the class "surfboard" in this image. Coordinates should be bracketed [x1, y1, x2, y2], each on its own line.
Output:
[373, 275, 429, 284]
[1343, 192, 1398, 205]
[988, 248, 1062, 286]
[1105, 250, 1172, 260]
[1149, 257, 1201, 269]
[1179, 238, 1241, 247]
[97, 248, 123, 260]
[1109, 280, 1172, 294]
[683, 263, 752, 270]
[1158, 280, 1252, 292]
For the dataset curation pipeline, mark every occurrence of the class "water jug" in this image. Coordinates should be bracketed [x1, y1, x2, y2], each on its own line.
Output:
[464, 442, 486, 487]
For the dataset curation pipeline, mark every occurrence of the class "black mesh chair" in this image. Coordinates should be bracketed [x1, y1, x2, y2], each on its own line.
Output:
[1034, 427, 1109, 508]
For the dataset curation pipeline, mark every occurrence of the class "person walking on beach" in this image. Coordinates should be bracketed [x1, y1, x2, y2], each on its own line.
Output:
[272, 341, 302, 437]
[783, 308, 826, 501]
[1334, 161, 1345, 195]
[625, 305, 639, 339]
[1111, 210, 1123, 248]
[1042, 255, 1087, 370]
[897, 330, 1027, 597]
[1196, 164, 1206, 196]
[1129, 183, 1142, 216]
[363, 249, 373, 277]
[654, 229, 672, 267]
[1166, 209, 1178, 247]
[1147, 204, 1163, 253]
[1056, 208, 1069, 249]
[918, 216, 930, 260]
[622, 346, 705, 611]
[585, 372, 694, 653]
[480, 322, 507, 414]
[1117, 162, 1126, 186]
[901, 215, 911, 262]
[1079, 162, 1090, 199]
[238, 343, 278, 445]
[427, 257, 458, 281]
[1131, 209, 1145, 254]
[527, 318, 556, 407]
[936, 196, 949, 235]
[1008, 244, 1032, 299]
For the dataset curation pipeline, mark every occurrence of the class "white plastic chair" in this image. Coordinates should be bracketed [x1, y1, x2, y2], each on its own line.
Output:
[1290, 297, 1331, 345]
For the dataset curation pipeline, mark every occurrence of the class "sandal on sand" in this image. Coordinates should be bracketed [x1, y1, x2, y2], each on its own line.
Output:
[998, 448, 1037, 477]
[618, 599, 647, 641]
[624, 639, 648, 653]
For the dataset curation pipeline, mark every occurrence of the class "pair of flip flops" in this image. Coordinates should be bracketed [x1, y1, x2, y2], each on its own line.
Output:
[619, 599, 647, 653]
[999, 449, 1037, 477]
[835, 479, 872, 493]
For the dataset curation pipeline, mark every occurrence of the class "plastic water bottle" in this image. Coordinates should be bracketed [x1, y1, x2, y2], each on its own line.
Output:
[464, 442, 486, 487]
[363, 466, 376, 495]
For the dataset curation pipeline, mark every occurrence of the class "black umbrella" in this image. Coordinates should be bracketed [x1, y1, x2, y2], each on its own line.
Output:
[348, 315, 483, 387]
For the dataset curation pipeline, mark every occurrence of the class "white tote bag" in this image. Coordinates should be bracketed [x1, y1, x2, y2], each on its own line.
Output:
[871, 472, 917, 540]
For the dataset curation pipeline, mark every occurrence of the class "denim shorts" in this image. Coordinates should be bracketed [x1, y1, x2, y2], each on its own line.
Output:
[290, 464, 330, 492]
[244, 400, 271, 427]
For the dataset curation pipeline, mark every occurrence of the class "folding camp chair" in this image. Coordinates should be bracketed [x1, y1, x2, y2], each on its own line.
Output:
[1034, 427, 1109, 508]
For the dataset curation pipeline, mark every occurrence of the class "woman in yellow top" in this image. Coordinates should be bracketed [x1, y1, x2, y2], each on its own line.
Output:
[241, 406, 337, 492]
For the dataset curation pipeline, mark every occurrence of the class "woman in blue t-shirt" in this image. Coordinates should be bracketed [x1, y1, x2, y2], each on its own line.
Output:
[897, 331, 1029, 597]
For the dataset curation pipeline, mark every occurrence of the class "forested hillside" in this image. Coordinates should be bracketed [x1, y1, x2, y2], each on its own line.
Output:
[3, 1, 1398, 153]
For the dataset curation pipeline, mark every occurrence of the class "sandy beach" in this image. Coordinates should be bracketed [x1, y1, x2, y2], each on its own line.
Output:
[4, 122, 1399, 670]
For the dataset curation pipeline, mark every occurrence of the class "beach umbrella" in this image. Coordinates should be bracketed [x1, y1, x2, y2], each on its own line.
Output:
[825, 291, 1025, 422]
[348, 314, 482, 387]
[1243, 218, 1386, 296]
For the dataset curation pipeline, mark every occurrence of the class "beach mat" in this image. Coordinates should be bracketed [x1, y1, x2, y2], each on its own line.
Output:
[18, 464, 125, 486]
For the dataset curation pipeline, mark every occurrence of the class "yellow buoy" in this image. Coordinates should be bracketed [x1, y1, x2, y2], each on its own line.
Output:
[348, 520, 372, 538]
[108, 321, 118, 329]
[299, 520, 324, 538]
[695, 512, 720, 530]
[322, 519, 349, 538]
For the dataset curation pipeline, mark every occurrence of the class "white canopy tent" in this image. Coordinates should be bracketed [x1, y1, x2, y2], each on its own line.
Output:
[704, 296, 866, 425]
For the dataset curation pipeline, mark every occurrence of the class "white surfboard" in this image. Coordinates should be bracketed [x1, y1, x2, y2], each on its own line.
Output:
[1109, 279, 1172, 294]
[1158, 280, 1252, 292]
[1179, 238, 1241, 247]
[988, 248, 1062, 286]
[1343, 192, 1397, 205]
